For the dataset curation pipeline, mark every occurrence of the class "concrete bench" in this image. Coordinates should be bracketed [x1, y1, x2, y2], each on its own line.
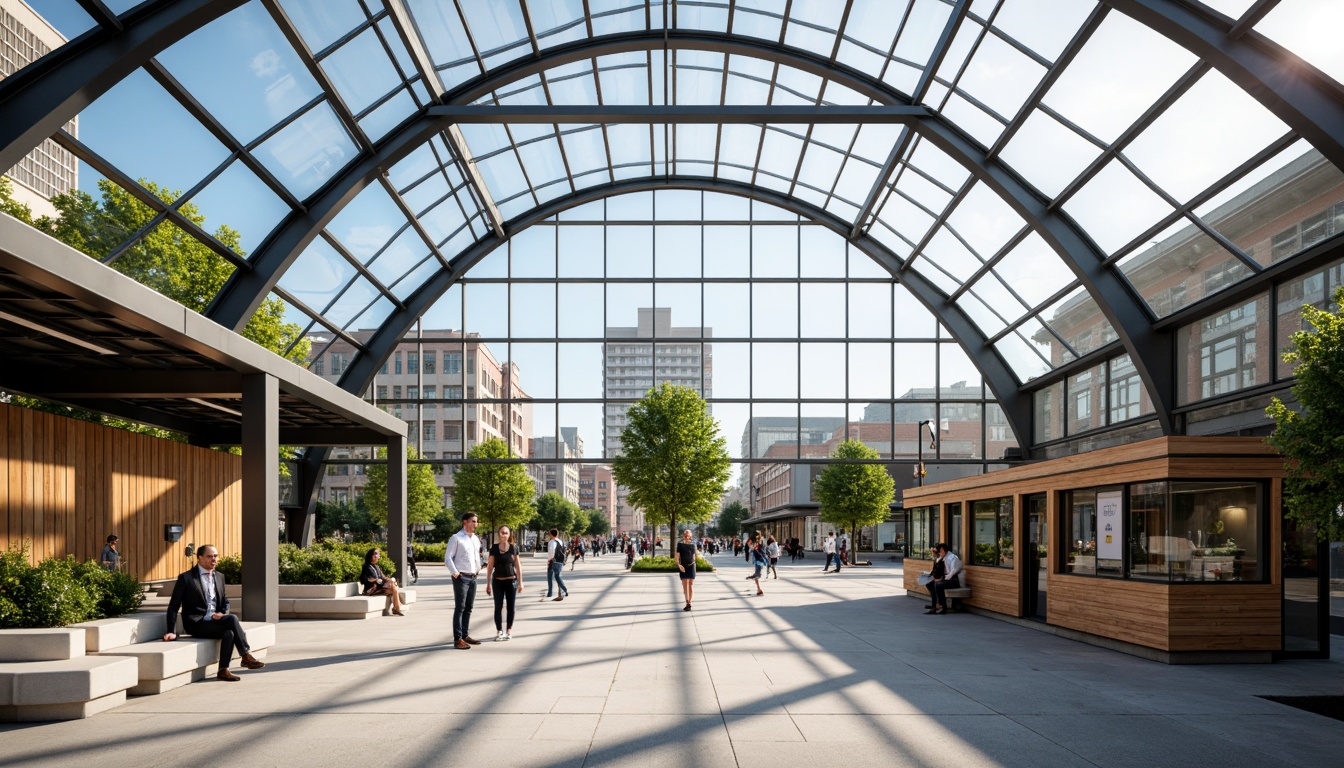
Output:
[943, 586, 972, 611]
[0, 627, 139, 722]
[278, 589, 416, 620]
[92, 619, 276, 695]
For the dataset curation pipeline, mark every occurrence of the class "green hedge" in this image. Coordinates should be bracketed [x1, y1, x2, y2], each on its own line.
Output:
[412, 543, 446, 562]
[216, 541, 397, 585]
[0, 542, 145, 629]
[629, 555, 715, 573]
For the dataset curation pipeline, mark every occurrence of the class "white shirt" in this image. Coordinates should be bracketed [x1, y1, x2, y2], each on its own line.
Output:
[445, 530, 483, 576]
[547, 538, 561, 562]
[767, 542, 781, 558]
[942, 550, 963, 580]
[197, 565, 218, 620]
[823, 537, 836, 554]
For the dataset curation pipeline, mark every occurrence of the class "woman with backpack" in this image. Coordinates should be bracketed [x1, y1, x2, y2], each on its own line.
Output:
[745, 533, 766, 597]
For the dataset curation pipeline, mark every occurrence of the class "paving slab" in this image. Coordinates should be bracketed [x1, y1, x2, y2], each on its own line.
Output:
[1, 555, 1342, 767]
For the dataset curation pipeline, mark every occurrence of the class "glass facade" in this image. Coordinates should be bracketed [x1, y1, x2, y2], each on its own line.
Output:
[970, 496, 1012, 568]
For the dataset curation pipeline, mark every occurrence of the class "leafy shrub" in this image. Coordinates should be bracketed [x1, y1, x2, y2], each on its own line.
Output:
[412, 543, 446, 562]
[216, 553, 243, 585]
[98, 569, 146, 616]
[629, 555, 715, 573]
[312, 540, 397, 577]
[0, 544, 32, 628]
[0, 542, 145, 628]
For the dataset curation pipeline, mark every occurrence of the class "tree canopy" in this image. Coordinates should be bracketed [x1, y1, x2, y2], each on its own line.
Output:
[585, 508, 612, 537]
[813, 440, 896, 562]
[532, 492, 581, 538]
[713, 500, 751, 538]
[1267, 285, 1344, 542]
[362, 445, 442, 527]
[452, 437, 537, 542]
[611, 383, 732, 547]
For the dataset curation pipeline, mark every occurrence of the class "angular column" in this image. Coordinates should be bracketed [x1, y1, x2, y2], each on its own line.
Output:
[386, 434, 408, 583]
[242, 374, 279, 623]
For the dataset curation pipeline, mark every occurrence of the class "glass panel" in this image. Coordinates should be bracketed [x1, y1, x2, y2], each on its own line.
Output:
[183, 160, 288, 255]
[1275, 258, 1344, 379]
[558, 224, 605, 277]
[799, 343, 845, 399]
[511, 283, 556, 337]
[999, 109, 1102, 199]
[704, 283, 751, 338]
[1063, 158, 1175, 256]
[1117, 217, 1253, 319]
[752, 342, 798, 399]
[1169, 482, 1262, 582]
[893, 343, 937, 398]
[464, 282, 508, 339]
[752, 283, 799, 339]
[970, 497, 1011, 568]
[253, 101, 358, 200]
[607, 224, 652, 277]
[558, 283, 605, 339]
[1257, 0, 1344, 86]
[1066, 363, 1105, 435]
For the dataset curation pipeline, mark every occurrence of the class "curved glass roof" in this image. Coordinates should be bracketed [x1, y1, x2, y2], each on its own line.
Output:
[9, 0, 1344, 441]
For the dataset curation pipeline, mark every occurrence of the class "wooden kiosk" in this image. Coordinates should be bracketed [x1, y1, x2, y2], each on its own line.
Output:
[901, 437, 1300, 663]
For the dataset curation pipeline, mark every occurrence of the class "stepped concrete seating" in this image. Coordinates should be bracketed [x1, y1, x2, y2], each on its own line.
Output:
[225, 583, 417, 620]
[77, 613, 276, 695]
[0, 628, 138, 722]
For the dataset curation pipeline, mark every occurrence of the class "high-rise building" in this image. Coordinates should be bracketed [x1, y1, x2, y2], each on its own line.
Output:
[603, 307, 711, 534]
[530, 427, 582, 505]
[308, 330, 533, 508]
[0, 1, 77, 220]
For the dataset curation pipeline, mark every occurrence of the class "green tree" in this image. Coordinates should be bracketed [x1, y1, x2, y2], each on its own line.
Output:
[585, 508, 612, 537]
[452, 437, 537, 544]
[713, 500, 750, 538]
[612, 383, 731, 555]
[363, 445, 443, 527]
[1268, 285, 1344, 542]
[314, 498, 377, 541]
[427, 506, 461, 543]
[813, 440, 896, 564]
[532, 491, 580, 542]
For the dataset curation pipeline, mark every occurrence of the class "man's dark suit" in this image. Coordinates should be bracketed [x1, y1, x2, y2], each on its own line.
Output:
[165, 566, 251, 670]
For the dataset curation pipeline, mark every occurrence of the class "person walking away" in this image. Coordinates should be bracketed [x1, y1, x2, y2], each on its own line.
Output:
[676, 529, 698, 611]
[101, 534, 121, 572]
[161, 545, 265, 681]
[486, 525, 523, 640]
[838, 533, 849, 567]
[766, 535, 781, 579]
[545, 529, 569, 601]
[406, 543, 419, 584]
[930, 543, 963, 615]
[746, 534, 767, 596]
[446, 512, 484, 649]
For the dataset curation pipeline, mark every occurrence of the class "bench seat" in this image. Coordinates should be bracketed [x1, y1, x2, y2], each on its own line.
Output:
[95, 622, 276, 695]
[231, 589, 416, 620]
[0, 655, 139, 722]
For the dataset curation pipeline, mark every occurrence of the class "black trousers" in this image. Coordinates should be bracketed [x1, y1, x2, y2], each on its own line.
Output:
[492, 578, 517, 631]
[931, 575, 961, 609]
[185, 615, 250, 669]
[452, 574, 477, 640]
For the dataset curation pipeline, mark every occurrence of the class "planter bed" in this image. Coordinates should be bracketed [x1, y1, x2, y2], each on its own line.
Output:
[0, 627, 139, 722]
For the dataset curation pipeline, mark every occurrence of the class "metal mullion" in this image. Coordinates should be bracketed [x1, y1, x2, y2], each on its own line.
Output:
[850, 0, 971, 237]
[828, 0, 854, 62]
[818, 87, 869, 211]
[669, 48, 677, 175]
[363, 1, 424, 107]
[518, 0, 543, 56]
[384, 253, 439, 297]
[896, 175, 976, 275]
[947, 225, 1032, 302]
[1048, 62, 1209, 213]
[424, 136, 484, 238]
[646, 50, 656, 175]
[1034, 103, 1111, 153]
[582, 0, 595, 37]
[984, 283, 1088, 353]
[537, 72, 579, 194]
[101, 152, 237, 266]
[351, 83, 407, 122]
[1106, 153, 1264, 274]
[52, 130, 252, 272]
[1017, 341, 1125, 395]
[589, 59, 618, 185]
[74, 0, 122, 32]
[711, 49, 730, 178]
[748, 63, 781, 187]
[1229, 0, 1280, 39]
[273, 287, 367, 350]
[262, 0, 375, 153]
[318, 230, 406, 310]
[984, 4, 1106, 162]
[451, 0, 493, 78]
[283, 319, 322, 359]
[241, 93, 327, 152]
[376, 174, 455, 270]
[310, 13, 384, 62]
[143, 61, 304, 211]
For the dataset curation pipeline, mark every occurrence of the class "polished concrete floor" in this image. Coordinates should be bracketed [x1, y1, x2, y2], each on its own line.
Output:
[3, 553, 1343, 767]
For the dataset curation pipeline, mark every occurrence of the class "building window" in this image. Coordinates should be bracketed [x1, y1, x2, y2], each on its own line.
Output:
[394, 352, 402, 375]
[907, 505, 939, 560]
[424, 422, 436, 441]
[375, 385, 387, 400]
[407, 352, 419, 374]
[447, 386, 463, 400]
[947, 502, 962, 560]
[1064, 487, 1123, 577]
[970, 497, 1012, 568]
[330, 353, 349, 376]
[446, 423, 462, 440]
[423, 385, 436, 410]
[445, 352, 462, 374]
[311, 357, 324, 376]
[423, 352, 436, 374]
[466, 352, 475, 374]
[393, 385, 402, 399]
[407, 386, 419, 401]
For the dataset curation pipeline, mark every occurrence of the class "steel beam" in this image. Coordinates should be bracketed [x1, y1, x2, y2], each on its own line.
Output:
[0, 0, 246, 175]
[241, 373, 279, 624]
[386, 433, 407, 584]
[0, 368, 244, 399]
[202, 426, 396, 447]
[428, 104, 932, 123]
[1104, 0, 1344, 171]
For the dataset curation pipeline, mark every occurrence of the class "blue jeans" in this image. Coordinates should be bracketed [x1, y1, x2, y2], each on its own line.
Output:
[546, 560, 568, 597]
[452, 574, 477, 640]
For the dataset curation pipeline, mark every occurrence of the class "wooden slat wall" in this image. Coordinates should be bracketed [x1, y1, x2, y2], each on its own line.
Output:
[0, 402, 241, 582]
[1050, 575, 1173, 650]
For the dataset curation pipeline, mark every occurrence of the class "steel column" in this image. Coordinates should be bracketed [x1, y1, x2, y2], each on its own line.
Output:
[241, 373, 279, 624]
[386, 433, 408, 584]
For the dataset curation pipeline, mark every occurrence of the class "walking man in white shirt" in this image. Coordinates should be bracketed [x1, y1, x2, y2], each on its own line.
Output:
[822, 532, 842, 573]
[544, 528, 569, 601]
[446, 512, 484, 649]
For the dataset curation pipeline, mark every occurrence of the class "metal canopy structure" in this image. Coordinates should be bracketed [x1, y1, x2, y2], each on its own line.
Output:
[3, 0, 1344, 513]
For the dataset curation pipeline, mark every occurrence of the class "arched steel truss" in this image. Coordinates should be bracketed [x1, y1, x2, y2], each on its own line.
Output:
[5, 1, 1344, 511]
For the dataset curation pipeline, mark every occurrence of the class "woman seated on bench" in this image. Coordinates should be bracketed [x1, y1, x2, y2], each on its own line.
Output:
[361, 548, 405, 616]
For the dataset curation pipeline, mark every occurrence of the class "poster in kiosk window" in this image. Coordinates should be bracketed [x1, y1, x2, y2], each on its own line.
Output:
[1096, 490, 1123, 561]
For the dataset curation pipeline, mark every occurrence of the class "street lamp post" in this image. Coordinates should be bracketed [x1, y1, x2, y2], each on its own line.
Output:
[915, 419, 938, 487]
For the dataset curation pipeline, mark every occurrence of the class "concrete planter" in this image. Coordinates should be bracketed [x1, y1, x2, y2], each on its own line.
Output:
[0, 628, 86, 662]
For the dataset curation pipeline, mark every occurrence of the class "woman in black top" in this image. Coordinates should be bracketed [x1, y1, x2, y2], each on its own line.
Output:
[361, 548, 404, 616]
[676, 529, 698, 611]
[485, 525, 524, 641]
[925, 548, 947, 614]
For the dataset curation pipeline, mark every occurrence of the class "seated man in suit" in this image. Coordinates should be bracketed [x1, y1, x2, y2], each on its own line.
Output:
[161, 544, 265, 681]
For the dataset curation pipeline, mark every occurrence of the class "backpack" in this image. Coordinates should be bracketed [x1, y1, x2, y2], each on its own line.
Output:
[552, 539, 567, 562]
